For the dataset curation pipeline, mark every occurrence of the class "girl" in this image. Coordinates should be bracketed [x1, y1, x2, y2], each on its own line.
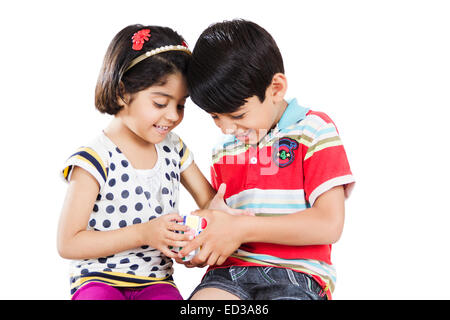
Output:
[57, 24, 235, 300]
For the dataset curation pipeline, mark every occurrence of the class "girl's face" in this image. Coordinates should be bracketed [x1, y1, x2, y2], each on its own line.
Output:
[119, 72, 188, 145]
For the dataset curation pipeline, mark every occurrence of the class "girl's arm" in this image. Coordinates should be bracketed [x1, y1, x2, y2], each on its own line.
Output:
[179, 185, 345, 266]
[180, 162, 253, 214]
[180, 162, 216, 210]
[57, 166, 190, 260]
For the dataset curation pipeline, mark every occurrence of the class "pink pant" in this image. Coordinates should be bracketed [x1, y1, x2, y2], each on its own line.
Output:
[72, 282, 183, 300]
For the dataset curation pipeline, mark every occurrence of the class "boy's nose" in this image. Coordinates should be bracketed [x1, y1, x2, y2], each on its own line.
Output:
[218, 118, 237, 135]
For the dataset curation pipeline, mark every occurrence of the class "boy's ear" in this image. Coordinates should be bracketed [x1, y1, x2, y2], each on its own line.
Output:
[268, 73, 288, 102]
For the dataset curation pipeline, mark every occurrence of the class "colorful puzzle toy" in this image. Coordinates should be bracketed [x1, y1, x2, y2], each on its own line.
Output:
[170, 213, 207, 261]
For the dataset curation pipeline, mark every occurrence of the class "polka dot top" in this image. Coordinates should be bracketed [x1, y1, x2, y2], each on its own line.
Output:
[61, 131, 193, 295]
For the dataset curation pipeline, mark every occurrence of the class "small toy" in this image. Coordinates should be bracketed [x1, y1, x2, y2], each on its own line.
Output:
[170, 213, 207, 261]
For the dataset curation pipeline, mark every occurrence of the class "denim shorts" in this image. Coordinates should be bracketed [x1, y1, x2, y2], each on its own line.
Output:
[188, 266, 327, 300]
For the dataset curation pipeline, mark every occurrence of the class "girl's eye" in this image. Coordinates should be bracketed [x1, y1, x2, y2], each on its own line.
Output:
[177, 104, 185, 110]
[211, 114, 218, 120]
[153, 102, 167, 108]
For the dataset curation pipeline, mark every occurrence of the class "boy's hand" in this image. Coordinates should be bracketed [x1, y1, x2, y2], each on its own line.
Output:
[140, 213, 192, 259]
[208, 183, 254, 216]
[178, 209, 246, 267]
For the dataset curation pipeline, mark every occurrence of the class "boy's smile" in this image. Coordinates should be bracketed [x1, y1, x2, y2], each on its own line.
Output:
[210, 90, 288, 145]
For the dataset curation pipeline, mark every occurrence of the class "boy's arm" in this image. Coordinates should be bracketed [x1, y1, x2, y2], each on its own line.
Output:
[240, 185, 345, 245]
[179, 185, 345, 266]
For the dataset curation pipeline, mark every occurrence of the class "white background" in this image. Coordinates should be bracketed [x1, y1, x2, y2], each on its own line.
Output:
[0, 0, 449, 299]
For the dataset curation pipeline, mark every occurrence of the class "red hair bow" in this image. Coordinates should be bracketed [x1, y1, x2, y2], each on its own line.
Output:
[132, 29, 151, 51]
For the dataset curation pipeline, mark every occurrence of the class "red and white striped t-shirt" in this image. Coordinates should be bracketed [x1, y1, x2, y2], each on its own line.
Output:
[208, 98, 355, 298]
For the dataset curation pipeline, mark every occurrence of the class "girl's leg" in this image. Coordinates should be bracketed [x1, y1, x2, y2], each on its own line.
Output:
[72, 282, 125, 300]
[134, 283, 184, 300]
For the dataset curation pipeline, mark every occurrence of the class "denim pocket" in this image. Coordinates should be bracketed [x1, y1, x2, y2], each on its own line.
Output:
[229, 266, 248, 281]
[290, 271, 327, 299]
[258, 266, 277, 284]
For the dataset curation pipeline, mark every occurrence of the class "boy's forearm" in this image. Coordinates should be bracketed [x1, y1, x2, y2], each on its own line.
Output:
[236, 185, 345, 246]
[237, 207, 344, 246]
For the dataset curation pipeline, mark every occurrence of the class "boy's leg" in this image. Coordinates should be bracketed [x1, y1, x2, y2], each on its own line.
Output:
[190, 287, 241, 300]
[188, 267, 250, 300]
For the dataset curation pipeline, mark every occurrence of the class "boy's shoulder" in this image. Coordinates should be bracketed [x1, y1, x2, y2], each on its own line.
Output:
[282, 108, 339, 140]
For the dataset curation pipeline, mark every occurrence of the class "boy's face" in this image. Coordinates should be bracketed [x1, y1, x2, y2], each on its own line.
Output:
[210, 93, 286, 145]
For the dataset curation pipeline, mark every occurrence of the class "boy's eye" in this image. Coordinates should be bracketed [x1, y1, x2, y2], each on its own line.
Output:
[231, 113, 245, 119]
[211, 114, 219, 120]
[177, 104, 185, 110]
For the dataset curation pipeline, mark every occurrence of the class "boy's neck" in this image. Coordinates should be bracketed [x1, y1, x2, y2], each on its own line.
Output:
[271, 99, 289, 131]
[249, 99, 288, 147]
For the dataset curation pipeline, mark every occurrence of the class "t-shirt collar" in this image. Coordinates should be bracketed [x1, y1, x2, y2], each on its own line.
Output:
[276, 98, 310, 131]
[226, 98, 309, 147]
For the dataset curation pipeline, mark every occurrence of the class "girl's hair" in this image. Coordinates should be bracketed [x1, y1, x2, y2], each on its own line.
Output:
[187, 19, 284, 114]
[95, 24, 190, 115]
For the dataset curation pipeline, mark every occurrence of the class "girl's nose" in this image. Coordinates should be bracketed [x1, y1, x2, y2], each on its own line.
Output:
[165, 104, 181, 122]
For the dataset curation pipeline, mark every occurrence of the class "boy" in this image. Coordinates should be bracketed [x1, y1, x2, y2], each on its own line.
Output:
[179, 19, 355, 300]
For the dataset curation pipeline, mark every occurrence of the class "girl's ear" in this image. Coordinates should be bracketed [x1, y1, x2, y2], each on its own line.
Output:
[268, 73, 288, 103]
[117, 81, 130, 108]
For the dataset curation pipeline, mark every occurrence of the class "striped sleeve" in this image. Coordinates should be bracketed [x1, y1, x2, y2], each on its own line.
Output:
[178, 138, 194, 172]
[302, 112, 355, 206]
[167, 132, 194, 172]
[61, 145, 109, 188]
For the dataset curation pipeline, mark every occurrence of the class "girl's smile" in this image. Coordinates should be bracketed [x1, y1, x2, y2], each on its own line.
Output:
[115, 72, 188, 145]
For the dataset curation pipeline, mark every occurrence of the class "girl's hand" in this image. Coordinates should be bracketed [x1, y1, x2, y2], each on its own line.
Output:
[178, 209, 246, 267]
[208, 183, 254, 216]
[140, 213, 192, 258]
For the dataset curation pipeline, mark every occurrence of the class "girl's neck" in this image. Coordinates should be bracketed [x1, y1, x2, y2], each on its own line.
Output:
[103, 117, 159, 170]
[104, 117, 153, 150]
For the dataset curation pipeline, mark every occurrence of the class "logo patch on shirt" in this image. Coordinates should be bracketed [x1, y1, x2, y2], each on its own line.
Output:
[273, 137, 299, 168]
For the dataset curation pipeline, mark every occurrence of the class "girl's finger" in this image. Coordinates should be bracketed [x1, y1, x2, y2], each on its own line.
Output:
[169, 222, 190, 233]
[167, 230, 193, 241]
[164, 213, 184, 222]
[161, 247, 178, 259]
[167, 240, 189, 248]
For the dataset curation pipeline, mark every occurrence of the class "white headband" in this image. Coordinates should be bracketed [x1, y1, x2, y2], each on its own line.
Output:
[124, 45, 192, 73]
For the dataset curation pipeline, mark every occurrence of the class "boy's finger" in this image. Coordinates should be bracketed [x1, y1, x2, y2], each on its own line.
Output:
[206, 252, 220, 266]
[228, 208, 255, 216]
[217, 183, 227, 197]
[190, 209, 210, 218]
[178, 235, 203, 257]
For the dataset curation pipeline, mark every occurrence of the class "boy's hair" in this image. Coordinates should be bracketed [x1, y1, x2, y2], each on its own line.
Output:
[187, 19, 284, 114]
[95, 24, 190, 115]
